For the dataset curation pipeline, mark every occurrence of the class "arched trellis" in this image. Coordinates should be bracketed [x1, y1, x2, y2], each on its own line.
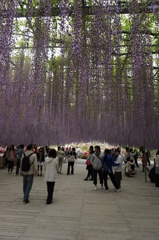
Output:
[0, 0, 159, 148]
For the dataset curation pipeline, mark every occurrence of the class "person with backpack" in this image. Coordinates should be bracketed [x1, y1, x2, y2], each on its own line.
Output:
[102, 149, 120, 192]
[90, 145, 104, 191]
[20, 144, 38, 204]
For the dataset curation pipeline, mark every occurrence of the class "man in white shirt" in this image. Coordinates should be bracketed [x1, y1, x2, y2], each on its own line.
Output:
[114, 148, 123, 190]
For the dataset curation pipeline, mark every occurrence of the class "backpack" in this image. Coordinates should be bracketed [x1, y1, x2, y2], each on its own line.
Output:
[22, 153, 34, 172]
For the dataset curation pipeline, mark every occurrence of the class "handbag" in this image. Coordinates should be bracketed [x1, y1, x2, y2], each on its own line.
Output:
[85, 159, 91, 166]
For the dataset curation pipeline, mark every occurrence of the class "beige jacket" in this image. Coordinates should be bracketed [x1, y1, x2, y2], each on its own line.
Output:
[20, 150, 38, 175]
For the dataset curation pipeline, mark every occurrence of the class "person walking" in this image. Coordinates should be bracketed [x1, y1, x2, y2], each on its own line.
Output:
[90, 145, 104, 191]
[44, 149, 58, 204]
[20, 144, 38, 204]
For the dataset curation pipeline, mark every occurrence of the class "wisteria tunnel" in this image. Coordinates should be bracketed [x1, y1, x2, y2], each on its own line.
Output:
[0, 0, 159, 148]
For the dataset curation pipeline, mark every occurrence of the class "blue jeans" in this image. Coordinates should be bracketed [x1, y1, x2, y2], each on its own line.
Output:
[23, 174, 34, 200]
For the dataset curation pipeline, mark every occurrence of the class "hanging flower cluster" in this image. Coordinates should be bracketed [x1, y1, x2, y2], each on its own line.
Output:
[0, 0, 159, 148]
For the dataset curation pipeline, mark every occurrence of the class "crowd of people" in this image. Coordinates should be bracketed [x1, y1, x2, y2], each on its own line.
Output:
[84, 145, 159, 190]
[2, 144, 77, 204]
[1, 144, 159, 205]
[84, 146, 123, 192]
[3, 145, 78, 176]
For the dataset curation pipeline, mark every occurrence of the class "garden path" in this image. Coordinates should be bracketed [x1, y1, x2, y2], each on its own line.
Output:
[0, 162, 159, 240]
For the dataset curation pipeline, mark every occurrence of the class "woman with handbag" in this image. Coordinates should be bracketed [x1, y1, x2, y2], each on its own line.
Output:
[84, 146, 94, 181]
